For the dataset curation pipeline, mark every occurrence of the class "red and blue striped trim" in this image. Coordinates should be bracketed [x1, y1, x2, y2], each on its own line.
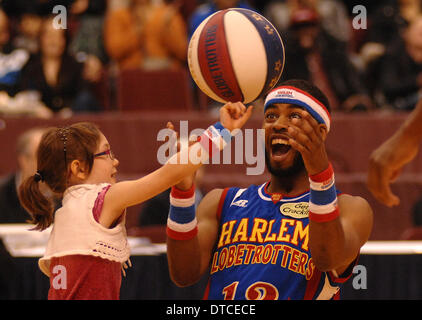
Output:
[167, 185, 198, 240]
[309, 163, 339, 223]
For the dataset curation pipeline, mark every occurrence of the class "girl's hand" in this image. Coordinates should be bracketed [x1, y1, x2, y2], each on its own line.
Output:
[219, 102, 253, 132]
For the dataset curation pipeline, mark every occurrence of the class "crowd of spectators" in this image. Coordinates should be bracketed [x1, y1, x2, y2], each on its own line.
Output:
[0, 0, 420, 115]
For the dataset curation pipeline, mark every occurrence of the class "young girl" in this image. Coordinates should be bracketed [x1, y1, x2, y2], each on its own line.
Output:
[18, 102, 253, 300]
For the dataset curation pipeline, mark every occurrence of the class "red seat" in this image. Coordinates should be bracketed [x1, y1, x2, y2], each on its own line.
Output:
[92, 69, 112, 110]
[116, 68, 194, 111]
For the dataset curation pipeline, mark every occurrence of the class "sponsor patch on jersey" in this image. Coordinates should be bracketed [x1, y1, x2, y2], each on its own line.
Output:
[280, 202, 309, 219]
[231, 199, 248, 208]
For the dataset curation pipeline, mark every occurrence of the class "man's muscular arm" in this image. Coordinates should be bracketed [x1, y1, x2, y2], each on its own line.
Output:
[167, 189, 223, 287]
[309, 194, 373, 274]
[289, 110, 373, 275]
[368, 99, 422, 207]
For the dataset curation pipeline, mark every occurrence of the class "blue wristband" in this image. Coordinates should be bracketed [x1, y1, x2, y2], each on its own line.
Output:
[213, 122, 233, 144]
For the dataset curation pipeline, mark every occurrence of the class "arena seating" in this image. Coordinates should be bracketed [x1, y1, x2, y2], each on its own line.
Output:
[116, 68, 194, 111]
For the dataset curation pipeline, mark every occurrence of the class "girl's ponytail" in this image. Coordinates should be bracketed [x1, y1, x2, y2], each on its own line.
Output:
[18, 174, 54, 231]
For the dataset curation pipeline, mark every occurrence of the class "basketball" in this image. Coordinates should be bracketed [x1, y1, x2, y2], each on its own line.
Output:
[188, 8, 285, 104]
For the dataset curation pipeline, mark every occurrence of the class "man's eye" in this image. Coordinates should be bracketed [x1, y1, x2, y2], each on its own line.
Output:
[265, 113, 277, 120]
[290, 112, 302, 119]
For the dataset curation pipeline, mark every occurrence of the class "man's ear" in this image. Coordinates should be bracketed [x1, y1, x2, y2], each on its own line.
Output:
[319, 124, 328, 141]
[70, 159, 88, 180]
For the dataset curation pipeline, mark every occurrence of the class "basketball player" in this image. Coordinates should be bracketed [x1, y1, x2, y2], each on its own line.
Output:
[368, 99, 422, 207]
[166, 79, 373, 300]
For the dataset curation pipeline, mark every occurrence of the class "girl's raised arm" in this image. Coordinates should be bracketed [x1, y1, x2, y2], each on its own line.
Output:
[99, 102, 253, 227]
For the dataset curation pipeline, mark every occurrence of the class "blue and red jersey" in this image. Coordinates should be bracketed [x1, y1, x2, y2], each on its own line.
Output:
[204, 182, 357, 300]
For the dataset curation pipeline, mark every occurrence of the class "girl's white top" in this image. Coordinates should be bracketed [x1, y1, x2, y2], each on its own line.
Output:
[38, 183, 130, 277]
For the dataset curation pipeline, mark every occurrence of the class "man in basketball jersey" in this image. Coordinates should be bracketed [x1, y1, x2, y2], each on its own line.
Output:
[166, 79, 373, 300]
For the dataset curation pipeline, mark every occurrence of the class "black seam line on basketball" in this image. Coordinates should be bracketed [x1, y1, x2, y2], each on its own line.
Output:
[199, 9, 244, 103]
[222, 8, 244, 103]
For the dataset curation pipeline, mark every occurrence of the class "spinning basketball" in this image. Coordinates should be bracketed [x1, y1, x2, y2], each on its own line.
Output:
[188, 8, 285, 104]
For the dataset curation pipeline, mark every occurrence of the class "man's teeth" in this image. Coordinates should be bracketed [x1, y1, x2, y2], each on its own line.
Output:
[271, 138, 289, 145]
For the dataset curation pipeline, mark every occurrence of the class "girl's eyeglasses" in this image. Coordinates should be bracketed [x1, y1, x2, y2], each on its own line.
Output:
[94, 149, 115, 160]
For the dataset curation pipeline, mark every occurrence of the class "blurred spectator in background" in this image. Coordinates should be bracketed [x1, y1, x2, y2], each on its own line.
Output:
[0, 8, 30, 96]
[281, 8, 373, 111]
[361, 1, 422, 106]
[0, 128, 45, 224]
[0, 127, 50, 299]
[18, 15, 101, 114]
[373, 16, 422, 110]
[69, 0, 108, 65]
[264, 0, 350, 44]
[12, 8, 43, 54]
[189, 0, 254, 38]
[104, 0, 188, 71]
[364, 0, 422, 53]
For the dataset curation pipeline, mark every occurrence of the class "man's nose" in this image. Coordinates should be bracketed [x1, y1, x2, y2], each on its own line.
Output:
[272, 115, 289, 132]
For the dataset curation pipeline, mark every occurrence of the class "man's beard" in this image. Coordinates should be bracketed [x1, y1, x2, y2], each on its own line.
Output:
[265, 150, 306, 193]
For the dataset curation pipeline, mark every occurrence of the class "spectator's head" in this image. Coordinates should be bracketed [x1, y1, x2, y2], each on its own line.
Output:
[405, 16, 422, 64]
[16, 128, 46, 183]
[289, 8, 320, 51]
[71, 0, 89, 15]
[19, 13, 43, 39]
[0, 9, 10, 49]
[39, 16, 68, 59]
[213, 0, 243, 10]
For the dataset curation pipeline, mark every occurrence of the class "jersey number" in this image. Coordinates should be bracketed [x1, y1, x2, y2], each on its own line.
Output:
[222, 281, 279, 300]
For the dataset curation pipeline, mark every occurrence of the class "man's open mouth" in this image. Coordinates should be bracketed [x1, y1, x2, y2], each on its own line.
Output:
[271, 138, 291, 160]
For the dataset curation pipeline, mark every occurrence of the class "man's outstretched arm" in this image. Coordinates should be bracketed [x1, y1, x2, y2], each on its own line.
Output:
[368, 100, 422, 207]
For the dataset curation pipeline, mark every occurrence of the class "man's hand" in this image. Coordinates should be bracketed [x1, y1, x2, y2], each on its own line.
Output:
[287, 109, 329, 175]
[367, 130, 419, 207]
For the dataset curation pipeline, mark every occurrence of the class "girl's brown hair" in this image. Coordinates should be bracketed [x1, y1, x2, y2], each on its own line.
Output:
[19, 122, 101, 230]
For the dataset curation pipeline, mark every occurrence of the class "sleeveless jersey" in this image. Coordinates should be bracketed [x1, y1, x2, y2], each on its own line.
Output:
[204, 182, 357, 300]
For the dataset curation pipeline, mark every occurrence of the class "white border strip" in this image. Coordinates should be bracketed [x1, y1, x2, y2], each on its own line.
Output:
[360, 241, 422, 255]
